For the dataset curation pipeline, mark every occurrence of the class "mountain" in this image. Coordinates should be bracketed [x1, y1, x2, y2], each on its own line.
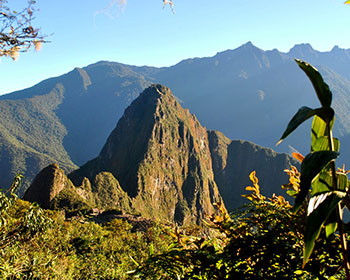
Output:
[25, 85, 296, 223]
[154, 42, 350, 156]
[208, 131, 297, 210]
[1, 42, 349, 193]
[0, 62, 154, 193]
[69, 85, 223, 224]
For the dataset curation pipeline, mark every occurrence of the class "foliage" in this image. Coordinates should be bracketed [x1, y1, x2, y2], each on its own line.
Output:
[133, 170, 344, 279]
[0, 0, 45, 60]
[0, 176, 171, 279]
[278, 59, 350, 277]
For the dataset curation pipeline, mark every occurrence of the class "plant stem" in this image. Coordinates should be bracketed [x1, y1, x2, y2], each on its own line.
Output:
[327, 124, 350, 279]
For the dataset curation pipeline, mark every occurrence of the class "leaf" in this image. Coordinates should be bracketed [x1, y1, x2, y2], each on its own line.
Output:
[336, 172, 348, 191]
[345, 0, 350, 3]
[314, 107, 334, 124]
[292, 152, 304, 163]
[295, 59, 332, 108]
[293, 151, 339, 212]
[277, 107, 316, 145]
[325, 222, 337, 238]
[303, 192, 344, 267]
[312, 171, 348, 195]
[324, 209, 338, 238]
[307, 192, 331, 216]
[311, 115, 332, 146]
[312, 136, 339, 152]
[311, 170, 332, 196]
[149, 243, 154, 256]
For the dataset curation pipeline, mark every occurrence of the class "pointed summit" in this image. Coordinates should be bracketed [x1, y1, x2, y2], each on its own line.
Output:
[234, 41, 262, 53]
[70, 84, 223, 225]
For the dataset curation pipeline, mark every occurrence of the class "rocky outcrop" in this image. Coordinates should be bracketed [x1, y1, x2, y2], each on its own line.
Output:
[23, 163, 71, 209]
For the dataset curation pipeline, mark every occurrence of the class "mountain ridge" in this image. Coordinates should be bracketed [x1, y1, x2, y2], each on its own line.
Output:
[0, 42, 349, 194]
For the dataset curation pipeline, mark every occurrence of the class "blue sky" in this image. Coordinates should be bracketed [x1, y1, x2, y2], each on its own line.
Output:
[0, 0, 349, 95]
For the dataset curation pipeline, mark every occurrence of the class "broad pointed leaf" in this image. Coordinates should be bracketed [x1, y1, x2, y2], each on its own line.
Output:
[295, 59, 332, 108]
[303, 192, 344, 267]
[293, 151, 339, 212]
[277, 107, 316, 145]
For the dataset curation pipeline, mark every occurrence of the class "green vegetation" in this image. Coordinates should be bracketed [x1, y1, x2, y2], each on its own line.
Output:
[277, 60, 350, 277]
[132, 170, 344, 279]
[0, 176, 171, 279]
[1, 61, 350, 279]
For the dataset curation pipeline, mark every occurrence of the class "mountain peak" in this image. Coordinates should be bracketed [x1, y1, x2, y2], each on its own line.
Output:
[69, 84, 223, 225]
[330, 45, 345, 53]
[140, 84, 173, 99]
[238, 41, 260, 51]
[288, 43, 315, 56]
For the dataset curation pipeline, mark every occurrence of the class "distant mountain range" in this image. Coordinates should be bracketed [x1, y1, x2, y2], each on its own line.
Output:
[1, 42, 349, 195]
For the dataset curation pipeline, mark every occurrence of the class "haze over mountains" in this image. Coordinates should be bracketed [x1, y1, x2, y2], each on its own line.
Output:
[1, 42, 349, 196]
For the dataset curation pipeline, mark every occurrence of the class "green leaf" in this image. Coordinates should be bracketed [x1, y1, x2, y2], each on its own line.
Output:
[277, 107, 316, 145]
[336, 172, 348, 191]
[324, 209, 338, 238]
[311, 170, 332, 196]
[149, 243, 154, 256]
[311, 115, 335, 149]
[295, 59, 332, 108]
[293, 151, 339, 212]
[303, 192, 344, 267]
[311, 136, 339, 152]
[325, 222, 337, 238]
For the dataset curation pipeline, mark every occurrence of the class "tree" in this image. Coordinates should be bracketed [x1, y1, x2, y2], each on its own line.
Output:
[0, 0, 44, 60]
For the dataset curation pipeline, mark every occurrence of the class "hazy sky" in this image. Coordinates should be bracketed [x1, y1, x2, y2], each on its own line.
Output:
[0, 0, 349, 95]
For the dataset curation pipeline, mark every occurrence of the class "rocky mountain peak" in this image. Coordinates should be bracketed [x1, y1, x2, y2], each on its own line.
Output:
[69, 84, 223, 225]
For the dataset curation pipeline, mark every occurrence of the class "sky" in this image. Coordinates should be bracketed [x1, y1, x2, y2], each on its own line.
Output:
[0, 0, 349, 95]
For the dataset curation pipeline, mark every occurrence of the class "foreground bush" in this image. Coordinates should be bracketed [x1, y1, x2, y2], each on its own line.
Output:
[133, 170, 344, 279]
[0, 176, 170, 279]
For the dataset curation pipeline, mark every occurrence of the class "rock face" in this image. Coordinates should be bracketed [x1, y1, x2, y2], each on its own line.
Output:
[70, 85, 223, 224]
[23, 163, 69, 209]
[208, 131, 298, 210]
